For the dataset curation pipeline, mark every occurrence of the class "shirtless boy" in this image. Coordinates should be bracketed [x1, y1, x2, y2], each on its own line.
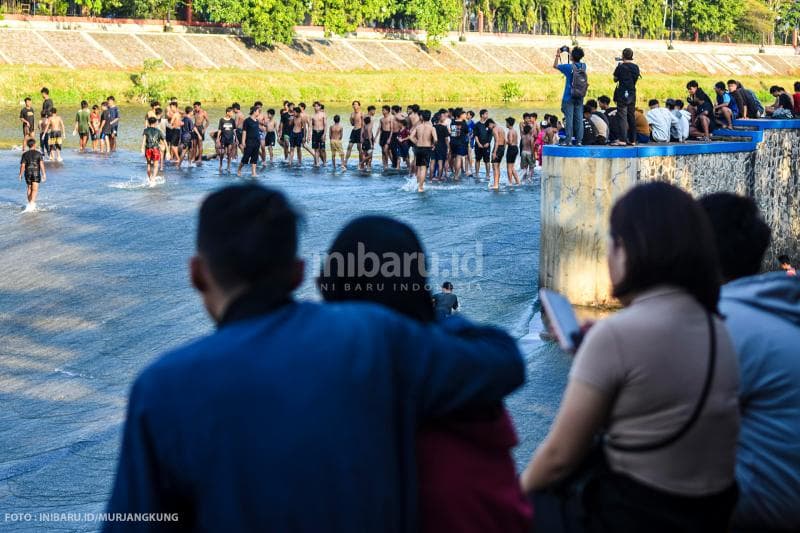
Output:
[329, 115, 344, 170]
[489, 119, 506, 191]
[359, 116, 375, 171]
[378, 105, 393, 170]
[167, 102, 183, 163]
[263, 109, 277, 164]
[409, 109, 436, 193]
[288, 106, 305, 167]
[191, 101, 209, 164]
[311, 102, 327, 167]
[47, 108, 65, 162]
[505, 117, 521, 185]
[343, 100, 363, 169]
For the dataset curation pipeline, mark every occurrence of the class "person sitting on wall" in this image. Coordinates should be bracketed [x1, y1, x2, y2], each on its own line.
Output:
[634, 107, 650, 144]
[792, 81, 800, 116]
[645, 99, 677, 143]
[667, 99, 690, 142]
[765, 86, 794, 119]
[713, 81, 736, 128]
[688, 90, 717, 141]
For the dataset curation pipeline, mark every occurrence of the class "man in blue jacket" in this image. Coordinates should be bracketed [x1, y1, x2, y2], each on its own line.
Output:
[103, 184, 525, 532]
[701, 193, 800, 532]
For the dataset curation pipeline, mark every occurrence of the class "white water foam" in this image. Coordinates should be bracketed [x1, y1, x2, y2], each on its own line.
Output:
[108, 175, 165, 190]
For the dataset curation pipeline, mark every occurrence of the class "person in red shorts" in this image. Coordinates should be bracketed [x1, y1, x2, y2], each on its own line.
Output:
[141, 116, 166, 185]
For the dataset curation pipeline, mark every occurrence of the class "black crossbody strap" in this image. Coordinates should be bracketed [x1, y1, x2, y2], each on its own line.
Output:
[608, 312, 717, 453]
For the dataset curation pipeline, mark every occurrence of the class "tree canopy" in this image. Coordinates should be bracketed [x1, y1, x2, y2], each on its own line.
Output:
[60, 0, 799, 47]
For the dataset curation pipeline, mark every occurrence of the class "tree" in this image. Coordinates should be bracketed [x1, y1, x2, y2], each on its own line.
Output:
[633, 0, 665, 38]
[311, 0, 397, 37]
[541, 0, 572, 34]
[75, 0, 121, 16]
[404, 0, 462, 44]
[193, 0, 306, 45]
[740, 0, 776, 41]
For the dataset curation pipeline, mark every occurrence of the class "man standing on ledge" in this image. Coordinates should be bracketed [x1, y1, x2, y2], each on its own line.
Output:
[103, 184, 524, 532]
[611, 48, 641, 146]
[553, 46, 587, 146]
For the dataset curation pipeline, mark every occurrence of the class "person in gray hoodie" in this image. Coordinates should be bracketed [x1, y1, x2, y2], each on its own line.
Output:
[701, 192, 800, 532]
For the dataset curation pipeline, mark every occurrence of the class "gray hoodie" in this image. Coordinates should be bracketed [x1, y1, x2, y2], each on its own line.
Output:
[720, 272, 800, 530]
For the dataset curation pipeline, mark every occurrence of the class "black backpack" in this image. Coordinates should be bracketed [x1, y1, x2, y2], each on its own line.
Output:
[570, 64, 589, 100]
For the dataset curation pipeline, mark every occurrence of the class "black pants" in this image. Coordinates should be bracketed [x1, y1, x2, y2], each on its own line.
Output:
[615, 101, 637, 144]
[534, 471, 737, 533]
[584, 472, 737, 533]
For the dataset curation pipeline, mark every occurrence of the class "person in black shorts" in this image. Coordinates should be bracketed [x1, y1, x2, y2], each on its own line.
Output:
[20, 97, 36, 143]
[473, 109, 493, 179]
[504, 117, 521, 185]
[19, 138, 46, 211]
[238, 106, 261, 177]
[432, 113, 450, 181]
[217, 107, 237, 173]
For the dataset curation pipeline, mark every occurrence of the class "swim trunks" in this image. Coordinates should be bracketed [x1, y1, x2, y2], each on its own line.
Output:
[521, 151, 535, 168]
[433, 144, 448, 161]
[145, 148, 161, 161]
[290, 131, 304, 148]
[349, 128, 361, 145]
[361, 139, 373, 152]
[265, 131, 276, 147]
[492, 146, 506, 164]
[506, 145, 519, 164]
[475, 145, 490, 163]
[242, 143, 260, 164]
[167, 128, 180, 147]
[379, 131, 391, 147]
[312, 130, 325, 149]
[414, 146, 432, 167]
[451, 141, 468, 157]
[330, 140, 343, 155]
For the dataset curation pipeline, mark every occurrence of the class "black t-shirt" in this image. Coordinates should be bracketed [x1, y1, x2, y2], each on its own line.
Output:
[101, 110, 113, 133]
[582, 117, 598, 145]
[21, 149, 43, 177]
[42, 98, 53, 116]
[243, 116, 261, 145]
[696, 100, 718, 131]
[777, 93, 793, 111]
[219, 117, 236, 143]
[280, 111, 291, 133]
[434, 124, 449, 150]
[613, 62, 641, 101]
[474, 121, 492, 144]
[432, 292, 458, 318]
[450, 120, 468, 146]
[20, 107, 35, 130]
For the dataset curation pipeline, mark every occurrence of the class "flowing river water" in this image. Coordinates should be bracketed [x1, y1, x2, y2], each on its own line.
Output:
[0, 104, 571, 530]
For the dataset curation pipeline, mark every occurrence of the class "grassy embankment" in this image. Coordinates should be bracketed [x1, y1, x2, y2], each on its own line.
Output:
[0, 65, 796, 106]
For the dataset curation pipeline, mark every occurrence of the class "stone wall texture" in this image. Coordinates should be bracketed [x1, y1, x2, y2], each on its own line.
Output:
[541, 130, 799, 307]
[753, 129, 800, 268]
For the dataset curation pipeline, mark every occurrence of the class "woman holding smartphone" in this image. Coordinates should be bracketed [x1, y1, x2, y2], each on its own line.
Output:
[522, 182, 740, 532]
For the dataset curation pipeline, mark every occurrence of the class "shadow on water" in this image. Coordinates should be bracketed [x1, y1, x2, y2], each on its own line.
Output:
[0, 147, 567, 530]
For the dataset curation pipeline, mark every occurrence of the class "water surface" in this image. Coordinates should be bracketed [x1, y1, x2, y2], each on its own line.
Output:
[0, 109, 571, 531]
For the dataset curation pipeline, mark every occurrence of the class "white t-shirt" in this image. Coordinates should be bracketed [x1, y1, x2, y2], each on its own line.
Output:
[646, 107, 676, 142]
[671, 109, 691, 142]
[589, 114, 608, 139]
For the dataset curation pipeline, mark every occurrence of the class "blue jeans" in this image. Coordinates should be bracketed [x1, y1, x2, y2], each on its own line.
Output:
[561, 98, 584, 145]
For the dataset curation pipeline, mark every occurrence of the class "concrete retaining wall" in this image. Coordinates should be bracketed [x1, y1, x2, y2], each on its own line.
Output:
[0, 19, 798, 74]
[540, 121, 800, 307]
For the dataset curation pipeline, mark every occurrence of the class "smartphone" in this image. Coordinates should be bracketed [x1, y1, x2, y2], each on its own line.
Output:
[539, 288, 583, 352]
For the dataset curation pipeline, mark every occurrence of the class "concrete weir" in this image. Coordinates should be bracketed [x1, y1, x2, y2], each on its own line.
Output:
[539, 120, 800, 307]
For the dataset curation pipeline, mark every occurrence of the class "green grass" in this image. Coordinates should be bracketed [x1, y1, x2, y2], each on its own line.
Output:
[0, 65, 794, 107]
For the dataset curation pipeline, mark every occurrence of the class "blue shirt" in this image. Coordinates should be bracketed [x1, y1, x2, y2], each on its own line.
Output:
[721, 273, 800, 530]
[104, 298, 524, 532]
[557, 62, 586, 102]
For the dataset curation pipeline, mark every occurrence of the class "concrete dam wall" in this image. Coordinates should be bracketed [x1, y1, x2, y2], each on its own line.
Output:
[0, 19, 799, 74]
[540, 121, 800, 307]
